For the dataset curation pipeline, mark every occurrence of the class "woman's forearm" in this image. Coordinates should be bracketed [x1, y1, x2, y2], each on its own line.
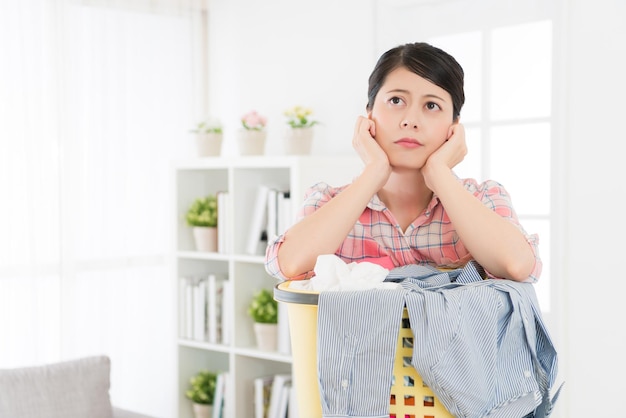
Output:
[277, 167, 384, 278]
[426, 166, 536, 281]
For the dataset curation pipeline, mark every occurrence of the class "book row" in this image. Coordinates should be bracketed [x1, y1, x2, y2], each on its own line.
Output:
[211, 371, 229, 418]
[178, 273, 291, 355]
[254, 373, 298, 418]
[245, 186, 293, 256]
[202, 371, 298, 418]
[178, 274, 231, 344]
[214, 187, 292, 256]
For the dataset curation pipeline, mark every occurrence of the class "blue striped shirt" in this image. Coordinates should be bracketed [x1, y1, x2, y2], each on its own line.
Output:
[316, 262, 561, 418]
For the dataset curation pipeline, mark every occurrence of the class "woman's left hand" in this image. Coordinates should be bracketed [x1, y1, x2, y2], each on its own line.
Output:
[430, 123, 467, 168]
[423, 123, 467, 189]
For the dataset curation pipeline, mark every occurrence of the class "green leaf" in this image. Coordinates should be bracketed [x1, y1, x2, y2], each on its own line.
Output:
[247, 289, 278, 324]
[185, 195, 218, 227]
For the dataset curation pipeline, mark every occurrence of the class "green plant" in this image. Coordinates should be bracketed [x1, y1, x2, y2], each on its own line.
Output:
[185, 370, 217, 405]
[248, 288, 278, 324]
[284, 105, 319, 129]
[191, 118, 223, 134]
[185, 195, 218, 227]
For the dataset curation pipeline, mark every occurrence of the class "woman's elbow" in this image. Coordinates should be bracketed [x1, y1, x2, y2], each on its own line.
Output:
[503, 251, 536, 282]
[276, 250, 311, 280]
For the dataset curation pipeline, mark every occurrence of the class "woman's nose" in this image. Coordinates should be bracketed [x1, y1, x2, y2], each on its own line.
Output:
[401, 119, 418, 129]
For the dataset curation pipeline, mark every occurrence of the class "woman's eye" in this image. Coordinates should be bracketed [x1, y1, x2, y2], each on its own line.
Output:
[389, 97, 404, 105]
[426, 102, 441, 111]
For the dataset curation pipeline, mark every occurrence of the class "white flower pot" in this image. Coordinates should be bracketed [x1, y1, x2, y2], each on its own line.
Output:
[196, 133, 223, 157]
[237, 130, 267, 156]
[284, 127, 313, 155]
[192, 402, 212, 418]
[192, 226, 218, 252]
[253, 322, 278, 351]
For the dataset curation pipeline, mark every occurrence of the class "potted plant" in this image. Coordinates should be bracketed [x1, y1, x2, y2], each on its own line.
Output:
[191, 118, 223, 157]
[283, 106, 319, 155]
[248, 288, 278, 351]
[238, 110, 268, 156]
[186, 195, 218, 252]
[185, 370, 217, 418]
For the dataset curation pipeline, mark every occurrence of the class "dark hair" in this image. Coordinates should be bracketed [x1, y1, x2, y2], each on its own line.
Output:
[366, 42, 465, 121]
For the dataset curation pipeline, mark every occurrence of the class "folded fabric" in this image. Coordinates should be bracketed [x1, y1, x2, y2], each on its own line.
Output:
[317, 288, 405, 418]
[315, 262, 562, 418]
[397, 263, 562, 417]
[288, 254, 399, 292]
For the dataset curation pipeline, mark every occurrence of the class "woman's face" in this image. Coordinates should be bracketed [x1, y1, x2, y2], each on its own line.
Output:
[369, 66, 455, 169]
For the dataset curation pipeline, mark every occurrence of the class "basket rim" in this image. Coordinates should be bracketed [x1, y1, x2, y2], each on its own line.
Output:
[273, 281, 319, 305]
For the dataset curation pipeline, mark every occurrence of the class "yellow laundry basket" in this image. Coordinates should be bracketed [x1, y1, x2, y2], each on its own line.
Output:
[274, 281, 454, 418]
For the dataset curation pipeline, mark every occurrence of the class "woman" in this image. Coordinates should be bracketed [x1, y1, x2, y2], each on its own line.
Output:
[265, 42, 541, 283]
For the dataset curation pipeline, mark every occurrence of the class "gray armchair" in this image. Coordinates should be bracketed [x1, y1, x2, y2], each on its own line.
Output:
[0, 355, 153, 418]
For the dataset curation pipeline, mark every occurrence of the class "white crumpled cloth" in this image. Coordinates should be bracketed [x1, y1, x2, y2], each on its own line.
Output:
[287, 254, 400, 292]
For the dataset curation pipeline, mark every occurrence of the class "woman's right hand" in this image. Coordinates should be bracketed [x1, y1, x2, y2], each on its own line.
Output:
[352, 116, 391, 189]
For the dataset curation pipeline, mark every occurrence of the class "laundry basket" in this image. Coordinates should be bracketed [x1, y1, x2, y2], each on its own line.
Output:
[274, 281, 454, 418]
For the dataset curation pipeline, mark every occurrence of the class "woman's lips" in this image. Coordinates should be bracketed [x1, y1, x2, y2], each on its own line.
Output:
[395, 137, 423, 148]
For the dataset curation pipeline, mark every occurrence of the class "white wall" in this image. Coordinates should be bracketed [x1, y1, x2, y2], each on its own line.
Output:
[207, 0, 376, 157]
[562, 0, 626, 415]
[207, 0, 626, 416]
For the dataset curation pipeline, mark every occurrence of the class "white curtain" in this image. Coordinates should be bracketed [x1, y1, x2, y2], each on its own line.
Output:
[0, 0, 205, 415]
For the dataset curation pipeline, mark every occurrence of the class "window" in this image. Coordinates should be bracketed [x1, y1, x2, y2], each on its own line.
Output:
[374, 0, 559, 316]
[0, 1, 204, 414]
[430, 20, 553, 310]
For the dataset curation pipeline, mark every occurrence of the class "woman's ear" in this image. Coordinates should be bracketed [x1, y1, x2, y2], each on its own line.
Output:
[447, 118, 460, 139]
[447, 125, 455, 140]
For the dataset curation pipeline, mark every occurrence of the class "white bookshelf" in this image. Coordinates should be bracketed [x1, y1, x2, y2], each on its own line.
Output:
[172, 155, 362, 418]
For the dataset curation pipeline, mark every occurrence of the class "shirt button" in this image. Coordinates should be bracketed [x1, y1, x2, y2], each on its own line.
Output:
[341, 379, 349, 389]
[425, 211, 430, 217]
[524, 370, 532, 378]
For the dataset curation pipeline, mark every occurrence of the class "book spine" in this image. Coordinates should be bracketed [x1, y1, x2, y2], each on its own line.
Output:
[212, 372, 227, 418]
[277, 190, 292, 236]
[246, 185, 270, 255]
[208, 274, 226, 344]
[221, 280, 232, 345]
[185, 277, 194, 339]
[178, 277, 187, 339]
[193, 278, 207, 341]
[254, 376, 274, 418]
[267, 374, 292, 418]
[266, 188, 278, 242]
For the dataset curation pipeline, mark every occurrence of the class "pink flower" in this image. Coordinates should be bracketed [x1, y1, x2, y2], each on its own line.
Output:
[241, 110, 267, 131]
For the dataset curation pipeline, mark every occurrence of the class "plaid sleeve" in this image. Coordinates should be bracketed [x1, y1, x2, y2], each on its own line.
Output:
[296, 182, 340, 221]
[470, 180, 543, 283]
[264, 182, 340, 281]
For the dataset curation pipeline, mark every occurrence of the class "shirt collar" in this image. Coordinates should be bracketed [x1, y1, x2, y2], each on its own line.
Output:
[367, 192, 441, 213]
[366, 172, 462, 213]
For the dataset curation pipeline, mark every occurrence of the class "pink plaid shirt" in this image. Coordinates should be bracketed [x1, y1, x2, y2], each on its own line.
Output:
[265, 178, 542, 283]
